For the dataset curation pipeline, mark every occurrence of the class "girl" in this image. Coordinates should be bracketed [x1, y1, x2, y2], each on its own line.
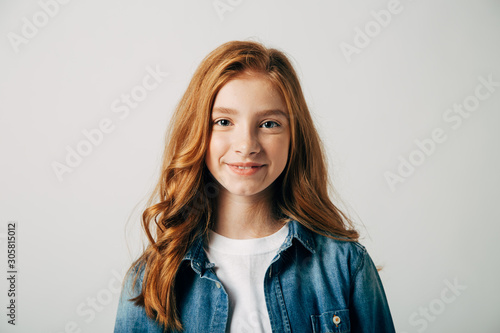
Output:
[114, 40, 395, 333]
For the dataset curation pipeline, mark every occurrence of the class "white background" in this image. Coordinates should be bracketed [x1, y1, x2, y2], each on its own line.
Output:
[1, 0, 499, 332]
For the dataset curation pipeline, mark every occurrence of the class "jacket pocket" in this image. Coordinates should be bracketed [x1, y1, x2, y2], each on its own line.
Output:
[310, 309, 350, 333]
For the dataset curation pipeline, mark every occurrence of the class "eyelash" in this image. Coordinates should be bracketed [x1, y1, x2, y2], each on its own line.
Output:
[214, 119, 280, 128]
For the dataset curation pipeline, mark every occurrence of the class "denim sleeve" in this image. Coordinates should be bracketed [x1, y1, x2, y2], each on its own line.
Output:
[349, 249, 396, 333]
[113, 268, 164, 333]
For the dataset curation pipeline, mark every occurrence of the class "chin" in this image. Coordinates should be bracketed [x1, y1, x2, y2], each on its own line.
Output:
[228, 188, 261, 197]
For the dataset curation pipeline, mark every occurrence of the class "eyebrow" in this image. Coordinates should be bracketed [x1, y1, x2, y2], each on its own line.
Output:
[212, 107, 288, 118]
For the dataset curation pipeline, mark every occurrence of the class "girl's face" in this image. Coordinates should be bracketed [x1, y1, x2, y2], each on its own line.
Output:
[205, 73, 290, 199]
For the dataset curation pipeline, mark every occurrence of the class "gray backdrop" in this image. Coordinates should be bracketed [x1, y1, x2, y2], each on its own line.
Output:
[1, 0, 499, 332]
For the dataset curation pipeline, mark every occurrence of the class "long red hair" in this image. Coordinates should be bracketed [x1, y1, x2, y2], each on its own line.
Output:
[126, 40, 359, 331]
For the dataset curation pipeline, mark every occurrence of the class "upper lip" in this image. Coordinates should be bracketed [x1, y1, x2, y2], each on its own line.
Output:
[227, 162, 264, 167]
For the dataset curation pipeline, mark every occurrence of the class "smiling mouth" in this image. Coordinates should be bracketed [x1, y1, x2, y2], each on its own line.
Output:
[233, 166, 260, 169]
[226, 163, 265, 175]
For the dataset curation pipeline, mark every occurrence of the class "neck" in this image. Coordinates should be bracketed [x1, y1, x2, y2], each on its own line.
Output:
[212, 185, 284, 239]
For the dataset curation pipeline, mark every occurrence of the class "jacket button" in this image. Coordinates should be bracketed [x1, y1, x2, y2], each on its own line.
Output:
[215, 282, 221, 289]
[333, 315, 341, 326]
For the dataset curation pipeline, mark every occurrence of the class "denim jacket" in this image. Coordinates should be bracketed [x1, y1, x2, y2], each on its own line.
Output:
[114, 220, 395, 333]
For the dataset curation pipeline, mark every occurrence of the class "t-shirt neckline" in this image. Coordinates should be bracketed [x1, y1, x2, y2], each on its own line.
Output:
[207, 222, 289, 255]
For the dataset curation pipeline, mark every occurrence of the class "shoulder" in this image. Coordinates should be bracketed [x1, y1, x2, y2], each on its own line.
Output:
[114, 262, 163, 332]
[291, 220, 366, 260]
[121, 262, 146, 299]
[293, 222, 369, 279]
[313, 231, 366, 255]
[115, 263, 146, 319]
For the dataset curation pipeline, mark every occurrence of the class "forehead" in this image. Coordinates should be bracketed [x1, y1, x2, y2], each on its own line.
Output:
[213, 73, 286, 113]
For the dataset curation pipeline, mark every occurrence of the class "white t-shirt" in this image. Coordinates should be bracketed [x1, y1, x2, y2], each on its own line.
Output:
[205, 223, 289, 333]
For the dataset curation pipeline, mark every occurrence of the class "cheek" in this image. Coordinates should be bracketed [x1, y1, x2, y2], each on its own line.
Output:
[268, 137, 290, 169]
[206, 134, 226, 165]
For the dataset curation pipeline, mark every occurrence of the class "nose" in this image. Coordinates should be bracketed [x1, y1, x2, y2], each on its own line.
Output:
[233, 126, 261, 157]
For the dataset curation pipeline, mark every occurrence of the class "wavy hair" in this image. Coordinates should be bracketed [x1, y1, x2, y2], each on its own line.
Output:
[126, 40, 359, 331]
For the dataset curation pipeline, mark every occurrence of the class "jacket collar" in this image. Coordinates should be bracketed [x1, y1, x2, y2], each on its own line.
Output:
[280, 219, 316, 254]
[182, 219, 316, 276]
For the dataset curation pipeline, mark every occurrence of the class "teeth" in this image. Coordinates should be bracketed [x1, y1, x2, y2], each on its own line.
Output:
[236, 166, 252, 169]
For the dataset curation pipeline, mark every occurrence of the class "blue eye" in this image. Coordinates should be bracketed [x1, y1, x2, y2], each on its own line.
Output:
[214, 119, 280, 128]
[261, 121, 279, 128]
[215, 119, 231, 126]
